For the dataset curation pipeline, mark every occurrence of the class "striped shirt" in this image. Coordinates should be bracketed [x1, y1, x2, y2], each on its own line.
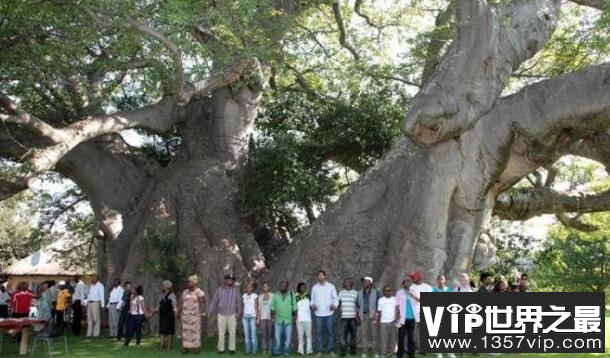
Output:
[210, 285, 242, 316]
[338, 289, 358, 318]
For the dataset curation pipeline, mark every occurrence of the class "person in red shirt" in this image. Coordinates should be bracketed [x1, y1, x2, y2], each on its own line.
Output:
[11, 282, 35, 318]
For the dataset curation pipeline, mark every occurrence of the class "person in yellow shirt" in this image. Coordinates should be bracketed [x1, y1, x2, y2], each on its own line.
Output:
[55, 281, 71, 326]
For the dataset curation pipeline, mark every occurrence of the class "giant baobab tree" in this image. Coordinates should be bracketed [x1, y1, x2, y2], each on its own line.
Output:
[1, 0, 610, 296]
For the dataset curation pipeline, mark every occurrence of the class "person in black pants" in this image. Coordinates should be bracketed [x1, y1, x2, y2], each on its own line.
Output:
[124, 285, 148, 347]
[397, 278, 416, 358]
[117, 281, 131, 341]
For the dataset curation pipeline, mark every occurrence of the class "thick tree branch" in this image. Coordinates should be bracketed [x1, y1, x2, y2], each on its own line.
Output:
[569, 0, 609, 10]
[331, 1, 360, 61]
[403, 0, 560, 146]
[494, 186, 610, 220]
[555, 212, 598, 232]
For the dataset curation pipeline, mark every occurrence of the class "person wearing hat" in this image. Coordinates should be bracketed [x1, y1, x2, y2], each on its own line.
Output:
[407, 272, 431, 354]
[356, 277, 379, 358]
[210, 274, 242, 354]
[150, 280, 178, 350]
[179, 275, 207, 353]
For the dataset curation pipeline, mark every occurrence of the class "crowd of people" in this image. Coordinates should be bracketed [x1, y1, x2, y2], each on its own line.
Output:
[0, 270, 530, 357]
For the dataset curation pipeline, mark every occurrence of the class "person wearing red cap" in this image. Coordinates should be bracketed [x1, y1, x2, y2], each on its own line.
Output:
[408, 272, 431, 354]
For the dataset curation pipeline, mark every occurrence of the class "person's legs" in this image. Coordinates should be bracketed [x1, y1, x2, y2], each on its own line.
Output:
[314, 315, 324, 353]
[218, 314, 228, 352]
[297, 321, 305, 354]
[340, 318, 349, 356]
[251, 317, 258, 353]
[273, 322, 282, 355]
[86, 303, 93, 337]
[325, 314, 335, 353]
[413, 322, 420, 354]
[283, 323, 292, 356]
[135, 315, 143, 345]
[348, 319, 357, 354]
[361, 316, 370, 356]
[93, 302, 101, 337]
[228, 314, 237, 352]
[405, 320, 415, 358]
[124, 315, 135, 346]
[72, 300, 82, 336]
[243, 318, 252, 353]
[108, 304, 118, 337]
[305, 321, 313, 354]
[396, 322, 406, 358]
[378, 323, 388, 356]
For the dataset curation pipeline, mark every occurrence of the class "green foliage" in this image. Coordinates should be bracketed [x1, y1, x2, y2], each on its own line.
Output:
[533, 213, 610, 303]
[245, 84, 404, 231]
[141, 224, 194, 286]
[0, 192, 42, 269]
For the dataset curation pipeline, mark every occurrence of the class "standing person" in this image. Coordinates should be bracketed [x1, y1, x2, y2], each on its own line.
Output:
[431, 275, 455, 358]
[396, 278, 416, 358]
[86, 274, 105, 337]
[296, 282, 313, 355]
[71, 275, 86, 335]
[117, 281, 131, 341]
[179, 275, 206, 354]
[376, 286, 397, 358]
[453, 274, 474, 293]
[477, 272, 494, 292]
[271, 281, 296, 357]
[11, 282, 35, 318]
[493, 280, 508, 293]
[258, 282, 274, 355]
[242, 282, 259, 354]
[310, 270, 338, 355]
[37, 282, 53, 321]
[124, 285, 149, 347]
[108, 278, 124, 338]
[210, 274, 242, 354]
[55, 281, 71, 327]
[150, 280, 178, 350]
[48, 280, 58, 315]
[0, 284, 11, 318]
[432, 275, 450, 293]
[408, 272, 431, 354]
[338, 278, 358, 356]
[356, 277, 379, 358]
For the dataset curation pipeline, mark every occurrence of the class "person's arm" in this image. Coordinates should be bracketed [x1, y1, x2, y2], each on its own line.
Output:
[394, 303, 399, 325]
[409, 288, 420, 302]
[270, 295, 276, 321]
[170, 293, 178, 315]
[100, 285, 106, 308]
[198, 292, 205, 316]
[310, 285, 317, 310]
[237, 291, 243, 319]
[331, 285, 339, 310]
[209, 290, 219, 314]
[255, 296, 260, 322]
[177, 293, 183, 318]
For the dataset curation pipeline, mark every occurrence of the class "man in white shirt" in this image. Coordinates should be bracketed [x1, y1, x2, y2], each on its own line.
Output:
[454, 273, 474, 293]
[86, 274, 105, 337]
[408, 272, 431, 354]
[310, 270, 338, 355]
[72, 276, 86, 335]
[107, 278, 124, 338]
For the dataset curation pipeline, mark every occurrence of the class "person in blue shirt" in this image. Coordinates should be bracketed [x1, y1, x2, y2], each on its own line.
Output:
[432, 275, 451, 292]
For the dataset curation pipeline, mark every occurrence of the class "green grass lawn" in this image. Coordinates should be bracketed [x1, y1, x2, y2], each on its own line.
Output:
[1, 316, 608, 357]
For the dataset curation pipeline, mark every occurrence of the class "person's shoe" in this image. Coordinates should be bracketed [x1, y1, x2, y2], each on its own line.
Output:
[330, 353, 337, 357]
[218, 351, 226, 354]
[229, 351, 236, 355]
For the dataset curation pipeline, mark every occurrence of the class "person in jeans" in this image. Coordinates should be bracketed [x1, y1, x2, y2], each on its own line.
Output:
[271, 281, 296, 356]
[210, 274, 242, 354]
[310, 270, 338, 355]
[258, 282, 274, 355]
[396, 278, 416, 358]
[431, 275, 455, 358]
[296, 282, 313, 355]
[376, 286, 397, 358]
[338, 278, 358, 356]
[357, 277, 379, 358]
[242, 282, 259, 354]
[124, 285, 149, 347]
